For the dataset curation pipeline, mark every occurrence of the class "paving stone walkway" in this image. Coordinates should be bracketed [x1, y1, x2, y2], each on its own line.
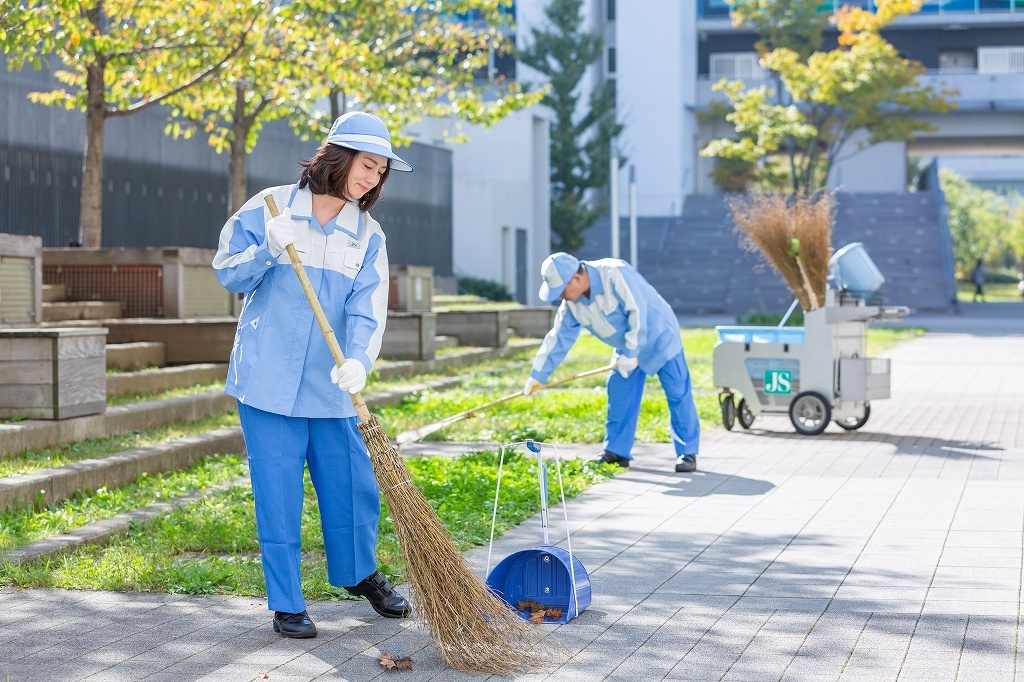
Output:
[2, 307, 1023, 681]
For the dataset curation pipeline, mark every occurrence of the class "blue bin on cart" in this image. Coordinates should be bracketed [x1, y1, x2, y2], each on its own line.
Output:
[486, 544, 591, 624]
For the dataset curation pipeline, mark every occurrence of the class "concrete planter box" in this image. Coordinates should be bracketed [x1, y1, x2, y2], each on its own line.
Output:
[507, 306, 556, 338]
[101, 318, 237, 365]
[0, 233, 43, 326]
[381, 312, 436, 361]
[389, 265, 433, 312]
[0, 327, 107, 420]
[436, 310, 509, 348]
[42, 247, 232, 318]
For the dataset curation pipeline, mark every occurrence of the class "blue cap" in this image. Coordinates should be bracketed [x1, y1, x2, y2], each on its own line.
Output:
[539, 252, 581, 302]
[326, 112, 413, 172]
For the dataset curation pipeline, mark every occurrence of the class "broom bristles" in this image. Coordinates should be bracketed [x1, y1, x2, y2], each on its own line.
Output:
[726, 191, 834, 312]
[358, 415, 565, 675]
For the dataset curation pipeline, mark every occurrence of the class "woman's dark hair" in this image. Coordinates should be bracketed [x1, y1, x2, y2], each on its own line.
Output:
[298, 144, 390, 211]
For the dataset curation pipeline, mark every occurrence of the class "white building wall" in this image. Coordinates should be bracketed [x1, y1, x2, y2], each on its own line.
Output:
[410, 107, 552, 305]
[828, 133, 907, 193]
[615, 1, 695, 216]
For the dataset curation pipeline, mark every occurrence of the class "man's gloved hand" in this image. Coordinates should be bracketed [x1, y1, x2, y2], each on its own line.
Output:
[615, 355, 639, 378]
[523, 377, 543, 397]
[331, 359, 368, 394]
[266, 207, 298, 258]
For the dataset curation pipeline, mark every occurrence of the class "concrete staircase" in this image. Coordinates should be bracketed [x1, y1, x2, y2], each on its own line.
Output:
[42, 283, 123, 322]
[579, 191, 955, 315]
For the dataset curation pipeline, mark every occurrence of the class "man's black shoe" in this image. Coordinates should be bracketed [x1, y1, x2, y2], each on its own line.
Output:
[273, 610, 317, 638]
[675, 455, 697, 473]
[591, 451, 630, 468]
[344, 571, 412, 619]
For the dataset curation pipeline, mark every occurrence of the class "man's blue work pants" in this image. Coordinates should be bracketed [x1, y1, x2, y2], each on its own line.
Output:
[603, 351, 700, 460]
[238, 403, 380, 614]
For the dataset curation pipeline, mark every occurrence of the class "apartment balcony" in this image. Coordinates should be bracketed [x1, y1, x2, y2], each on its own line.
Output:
[699, 0, 1023, 18]
[694, 69, 1024, 112]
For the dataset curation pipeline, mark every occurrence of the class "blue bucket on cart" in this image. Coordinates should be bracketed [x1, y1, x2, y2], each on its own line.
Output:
[830, 242, 884, 300]
[486, 544, 591, 624]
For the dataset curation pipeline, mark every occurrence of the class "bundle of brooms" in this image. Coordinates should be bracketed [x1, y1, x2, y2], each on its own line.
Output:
[726, 191, 834, 311]
[264, 197, 562, 676]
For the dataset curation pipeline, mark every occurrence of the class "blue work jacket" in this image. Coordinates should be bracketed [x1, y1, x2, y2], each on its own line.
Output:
[529, 259, 683, 384]
[212, 184, 389, 418]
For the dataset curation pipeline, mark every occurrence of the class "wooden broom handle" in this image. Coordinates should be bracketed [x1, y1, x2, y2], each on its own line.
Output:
[264, 195, 371, 422]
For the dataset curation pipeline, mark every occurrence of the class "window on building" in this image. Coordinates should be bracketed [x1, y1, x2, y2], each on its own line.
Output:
[939, 50, 976, 74]
[607, 47, 616, 75]
[979, 46, 1024, 74]
[607, 0, 615, 21]
[709, 52, 768, 79]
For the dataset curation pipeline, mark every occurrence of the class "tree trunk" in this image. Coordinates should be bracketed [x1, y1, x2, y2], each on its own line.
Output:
[228, 84, 249, 214]
[79, 60, 106, 247]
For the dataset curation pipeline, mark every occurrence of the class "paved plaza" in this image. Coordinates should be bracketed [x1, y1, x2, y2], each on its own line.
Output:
[2, 304, 1024, 681]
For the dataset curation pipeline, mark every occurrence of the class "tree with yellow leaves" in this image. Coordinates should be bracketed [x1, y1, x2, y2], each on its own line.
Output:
[701, 0, 954, 195]
[0, 0, 261, 247]
[162, 1, 542, 213]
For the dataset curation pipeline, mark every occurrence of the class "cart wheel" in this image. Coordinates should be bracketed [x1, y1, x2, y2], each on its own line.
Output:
[737, 398, 755, 430]
[835, 403, 871, 431]
[720, 393, 736, 431]
[788, 391, 831, 435]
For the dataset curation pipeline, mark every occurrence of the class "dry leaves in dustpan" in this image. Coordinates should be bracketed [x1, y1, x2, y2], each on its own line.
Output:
[379, 653, 413, 671]
[517, 600, 565, 623]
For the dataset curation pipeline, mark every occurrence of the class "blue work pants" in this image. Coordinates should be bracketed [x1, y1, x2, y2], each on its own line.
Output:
[604, 351, 700, 460]
[238, 403, 380, 613]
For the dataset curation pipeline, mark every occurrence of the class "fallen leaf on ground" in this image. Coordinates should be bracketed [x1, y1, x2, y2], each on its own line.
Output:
[528, 609, 547, 624]
[545, 606, 563, 620]
[395, 656, 413, 671]
[379, 653, 398, 670]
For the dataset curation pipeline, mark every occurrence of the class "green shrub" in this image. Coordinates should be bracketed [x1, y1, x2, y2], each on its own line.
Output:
[457, 276, 513, 302]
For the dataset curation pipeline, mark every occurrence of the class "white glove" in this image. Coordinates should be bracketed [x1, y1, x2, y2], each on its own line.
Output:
[615, 355, 639, 378]
[331, 359, 368, 394]
[523, 377, 543, 397]
[266, 207, 297, 258]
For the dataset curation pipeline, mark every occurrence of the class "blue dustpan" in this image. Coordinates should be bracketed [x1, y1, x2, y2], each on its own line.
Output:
[485, 440, 591, 624]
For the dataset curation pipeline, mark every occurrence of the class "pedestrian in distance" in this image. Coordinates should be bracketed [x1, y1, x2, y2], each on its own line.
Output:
[971, 258, 987, 302]
[523, 252, 701, 473]
[212, 112, 413, 639]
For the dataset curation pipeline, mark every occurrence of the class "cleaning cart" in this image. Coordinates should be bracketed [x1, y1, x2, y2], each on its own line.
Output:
[713, 243, 909, 435]
[485, 440, 591, 624]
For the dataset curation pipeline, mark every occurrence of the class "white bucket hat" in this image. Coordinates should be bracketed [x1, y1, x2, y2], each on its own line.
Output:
[326, 112, 413, 172]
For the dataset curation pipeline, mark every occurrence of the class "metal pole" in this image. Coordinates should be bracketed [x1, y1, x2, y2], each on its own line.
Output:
[610, 139, 619, 260]
[628, 165, 637, 268]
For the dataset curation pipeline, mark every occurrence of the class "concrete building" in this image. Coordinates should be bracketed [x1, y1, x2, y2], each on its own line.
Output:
[515, 0, 1024, 313]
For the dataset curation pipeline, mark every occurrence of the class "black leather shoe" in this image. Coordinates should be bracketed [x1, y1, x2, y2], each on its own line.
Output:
[273, 610, 317, 638]
[344, 571, 412, 619]
[591, 451, 630, 468]
[675, 455, 697, 473]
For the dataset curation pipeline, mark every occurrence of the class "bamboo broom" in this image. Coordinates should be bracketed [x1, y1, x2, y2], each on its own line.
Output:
[263, 196, 561, 675]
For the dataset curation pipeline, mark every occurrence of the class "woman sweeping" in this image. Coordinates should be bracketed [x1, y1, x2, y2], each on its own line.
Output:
[212, 112, 413, 638]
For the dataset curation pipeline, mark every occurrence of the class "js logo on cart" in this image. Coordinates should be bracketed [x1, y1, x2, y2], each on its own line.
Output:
[764, 370, 792, 394]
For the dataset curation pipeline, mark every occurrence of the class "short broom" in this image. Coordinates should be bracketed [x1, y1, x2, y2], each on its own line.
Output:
[263, 196, 562, 675]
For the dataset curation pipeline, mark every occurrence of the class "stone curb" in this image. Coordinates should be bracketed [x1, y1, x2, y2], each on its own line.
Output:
[0, 475, 252, 564]
[0, 392, 237, 460]
[0, 375, 462, 515]
[373, 339, 538, 380]
[106, 363, 228, 398]
[0, 427, 246, 512]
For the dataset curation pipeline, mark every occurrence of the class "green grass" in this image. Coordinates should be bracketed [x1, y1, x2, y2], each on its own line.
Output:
[957, 281, 1022, 303]
[0, 412, 240, 477]
[0, 449, 618, 598]
[0, 455, 249, 551]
